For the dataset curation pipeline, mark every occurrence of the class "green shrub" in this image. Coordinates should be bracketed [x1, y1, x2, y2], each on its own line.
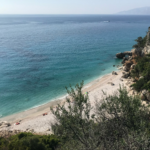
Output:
[9, 136, 46, 150]
[131, 56, 150, 91]
[132, 78, 146, 91]
[0, 137, 8, 150]
[7, 132, 60, 150]
[51, 83, 150, 150]
[132, 36, 147, 48]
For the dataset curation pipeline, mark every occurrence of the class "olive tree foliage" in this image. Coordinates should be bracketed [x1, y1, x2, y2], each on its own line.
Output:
[51, 82, 150, 150]
[51, 81, 104, 150]
[95, 87, 150, 150]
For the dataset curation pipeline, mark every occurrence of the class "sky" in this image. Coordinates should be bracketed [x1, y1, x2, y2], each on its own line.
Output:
[0, 0, 150, 14]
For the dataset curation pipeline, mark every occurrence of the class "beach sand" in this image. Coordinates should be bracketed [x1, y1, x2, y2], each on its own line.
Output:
[0, 70, 125, 134]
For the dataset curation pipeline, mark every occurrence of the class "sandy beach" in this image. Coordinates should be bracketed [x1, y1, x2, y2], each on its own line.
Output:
[0, 70, 125, 134]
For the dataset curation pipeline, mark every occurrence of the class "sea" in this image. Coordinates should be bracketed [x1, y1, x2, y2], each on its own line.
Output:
[0, 15, 150, 118]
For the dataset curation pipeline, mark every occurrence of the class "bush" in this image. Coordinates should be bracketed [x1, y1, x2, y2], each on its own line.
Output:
[0, 132, 60, 150]
[131, 56, 150, 91]
[51, 83, 150, 150]
[132, 36, 147, 48]
[0, 137, 8, 150]
[51, 81, 102, 150]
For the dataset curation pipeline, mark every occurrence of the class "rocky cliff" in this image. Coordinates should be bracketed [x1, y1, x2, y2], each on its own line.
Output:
[116, 27, 150, 101]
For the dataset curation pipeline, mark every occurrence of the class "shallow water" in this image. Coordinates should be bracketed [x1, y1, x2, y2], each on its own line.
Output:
[0, 15, 150, 117]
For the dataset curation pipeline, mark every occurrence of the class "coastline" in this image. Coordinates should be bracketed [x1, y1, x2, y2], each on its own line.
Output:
[0, 64, 120, 122]
[0, 68, 124, 133]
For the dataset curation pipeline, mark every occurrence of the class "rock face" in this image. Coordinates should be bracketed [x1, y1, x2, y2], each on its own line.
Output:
[116, 51, 132, 59]
[142, 46, 150, 54]
[131, 48, 143, 56]
[122, 57, 128, 64]
[124, 60, 133, 71]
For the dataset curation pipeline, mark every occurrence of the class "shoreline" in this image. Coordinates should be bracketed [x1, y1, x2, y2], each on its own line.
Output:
[0, 65, 119, 122]
[0, 68, 124, 133]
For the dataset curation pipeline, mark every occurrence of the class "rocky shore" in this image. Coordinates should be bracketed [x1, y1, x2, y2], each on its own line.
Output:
[115, 27, 150, 101]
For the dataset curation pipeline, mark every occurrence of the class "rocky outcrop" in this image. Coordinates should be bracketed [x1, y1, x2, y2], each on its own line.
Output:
[116, 27, 150, 101]
[142, 46, 150, 55]
[140, 90, 150, 101]
[116, 51, 132, 59]
[0, 121, 11, 129]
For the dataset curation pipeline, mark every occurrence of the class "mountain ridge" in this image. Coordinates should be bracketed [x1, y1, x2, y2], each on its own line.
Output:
[117, 7, 150, 15]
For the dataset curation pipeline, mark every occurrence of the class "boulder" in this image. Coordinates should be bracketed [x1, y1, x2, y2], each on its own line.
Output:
[112, 71, 118, 75]
[116, 51, 132, 59]
[4, 123, 11, 126]
[107, 82, 115, 85]
[111, 83, 115, 86]
[122, 72, 130, 78]
[47, 129, 51, 131]
[141, 94, 146, 100]
[116, 53, 125, 59]
[142, 90, 147, 95]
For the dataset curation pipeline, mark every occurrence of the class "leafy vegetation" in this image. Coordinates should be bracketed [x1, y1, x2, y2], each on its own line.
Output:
[0, 133, 60, 150]
[131, 55, 150, 91]
[132, 36, 147, 49]
[50, 82, 150, 150]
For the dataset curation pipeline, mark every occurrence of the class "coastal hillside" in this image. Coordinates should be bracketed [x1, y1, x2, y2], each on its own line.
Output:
[116, 27, 150, 99]
[117, 7, 150, 15]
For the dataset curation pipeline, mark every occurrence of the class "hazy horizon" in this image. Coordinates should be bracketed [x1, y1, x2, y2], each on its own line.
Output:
[0, 0, 150, 15]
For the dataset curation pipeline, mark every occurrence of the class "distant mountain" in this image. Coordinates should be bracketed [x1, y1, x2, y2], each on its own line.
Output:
[117, 7, 150, 15]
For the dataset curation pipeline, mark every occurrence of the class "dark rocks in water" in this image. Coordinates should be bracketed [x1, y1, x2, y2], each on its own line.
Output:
[113, 65, 115, 67]
[116, 53, 125, 59]
[116, 51, 132, 59]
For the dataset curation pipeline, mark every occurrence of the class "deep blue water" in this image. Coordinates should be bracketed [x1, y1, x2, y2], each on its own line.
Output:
[0, 15, 150, 118]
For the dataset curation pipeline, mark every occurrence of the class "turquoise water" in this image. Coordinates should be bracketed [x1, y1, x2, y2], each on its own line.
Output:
[0, 15, 150, 117]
